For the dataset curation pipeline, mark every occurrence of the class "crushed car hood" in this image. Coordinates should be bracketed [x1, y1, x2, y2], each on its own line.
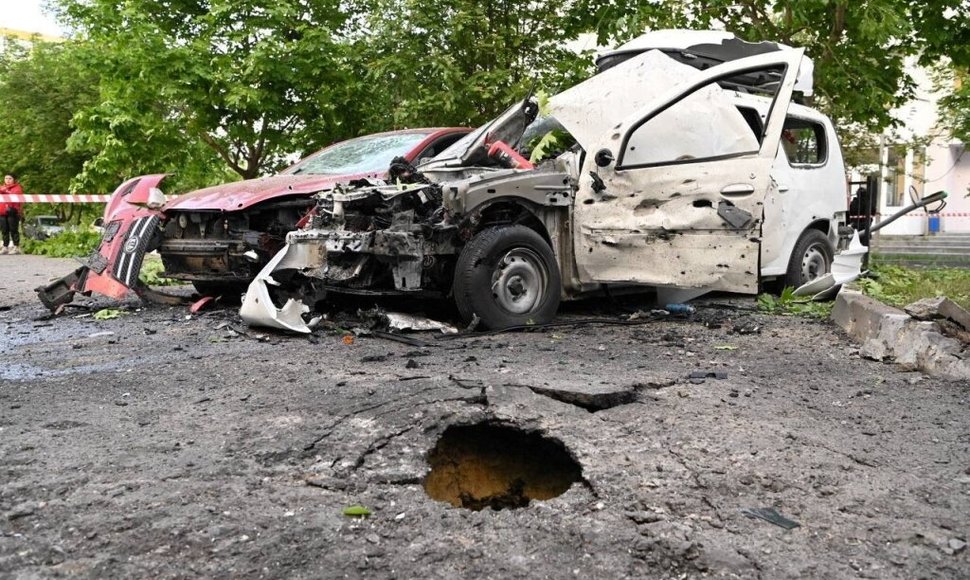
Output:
[163, 173, 365, 213]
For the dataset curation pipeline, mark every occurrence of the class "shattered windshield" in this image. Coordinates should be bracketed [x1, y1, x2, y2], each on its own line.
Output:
[284, 132, 431, 176]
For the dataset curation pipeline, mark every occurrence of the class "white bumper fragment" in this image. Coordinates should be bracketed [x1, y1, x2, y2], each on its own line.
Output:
[240, 243, 320, 334]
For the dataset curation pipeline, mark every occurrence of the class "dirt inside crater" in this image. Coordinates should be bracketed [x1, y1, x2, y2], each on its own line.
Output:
[423, 423, 583, 510]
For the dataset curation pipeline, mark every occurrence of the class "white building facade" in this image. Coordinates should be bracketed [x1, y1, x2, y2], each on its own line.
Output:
[875, 63, 969, 235]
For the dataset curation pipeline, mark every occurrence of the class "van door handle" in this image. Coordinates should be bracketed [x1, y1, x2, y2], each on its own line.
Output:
[777, 184, 791, 192]
[720, 183, 755, 196]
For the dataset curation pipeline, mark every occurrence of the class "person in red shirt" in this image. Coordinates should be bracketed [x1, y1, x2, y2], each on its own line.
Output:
[0, 173, 25, 254]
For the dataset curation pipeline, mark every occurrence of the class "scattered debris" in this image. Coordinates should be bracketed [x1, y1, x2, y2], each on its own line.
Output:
[87, 331, 115, 338]
[689, 371, 728, 384]
[190, 296, 216, 313]
[357, 307, 459, 335]
[730, 320, 761, 335]
[740, 507, 800, 529]
[371, 331, 435, 347]
[387, 313, 457, 334]
[93, 308, 124, 321]
[947, 538, 967, 555]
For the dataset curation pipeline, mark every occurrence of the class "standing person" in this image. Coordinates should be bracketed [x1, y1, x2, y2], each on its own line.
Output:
[0, 173, 25, 254]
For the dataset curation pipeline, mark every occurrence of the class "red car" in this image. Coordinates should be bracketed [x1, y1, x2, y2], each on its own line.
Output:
[38, 128, 470, 310]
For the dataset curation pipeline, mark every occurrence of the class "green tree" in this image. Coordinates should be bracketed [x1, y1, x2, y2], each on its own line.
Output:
[60, 0, 362, 192]
[348, 0, 593, 132]
[0, 38, 102, 223]
[565, 0, 924, 134]
[912, 2, 970, 143]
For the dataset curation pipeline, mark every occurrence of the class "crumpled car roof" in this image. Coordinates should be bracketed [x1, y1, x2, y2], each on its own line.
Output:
[597, 29, 814, 96]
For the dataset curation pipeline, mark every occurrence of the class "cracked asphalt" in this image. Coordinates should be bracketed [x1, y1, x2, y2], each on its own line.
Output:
[1, 255, 969, 578]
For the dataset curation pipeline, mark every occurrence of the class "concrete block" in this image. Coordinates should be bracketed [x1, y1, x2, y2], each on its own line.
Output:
[832, 288, 970, 380]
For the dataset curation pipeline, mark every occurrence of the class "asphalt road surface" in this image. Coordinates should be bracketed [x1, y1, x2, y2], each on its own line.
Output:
[1, 254, 968, 578]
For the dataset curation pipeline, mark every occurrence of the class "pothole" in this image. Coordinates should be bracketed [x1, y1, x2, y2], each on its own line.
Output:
[423, 422, 582, 511]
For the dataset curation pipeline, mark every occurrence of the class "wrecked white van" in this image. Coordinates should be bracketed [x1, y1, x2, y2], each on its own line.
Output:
[241, 31, 850, 332]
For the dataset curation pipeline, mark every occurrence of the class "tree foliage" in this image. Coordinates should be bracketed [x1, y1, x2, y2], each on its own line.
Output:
[564, 0, 930, 134]
[912, 2, 970, 143]
[1, 0, 967, 200]
[346, 0, 593, 132]
[0, 38, 102, 223]
[61, 0, 363, 190]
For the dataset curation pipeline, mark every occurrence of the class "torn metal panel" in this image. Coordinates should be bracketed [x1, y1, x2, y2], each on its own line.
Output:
[548, 50, 699, 151]
[571, 49, 802, 293]
[578, 230, 760, 293]
[239, 244, 319, 334]
[597, 29, 815, 96]
[385, 313, 458, 334]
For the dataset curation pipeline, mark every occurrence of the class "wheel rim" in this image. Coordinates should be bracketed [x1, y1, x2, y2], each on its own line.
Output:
[800, 244, 829, 283]
[490, 248, 549, 315]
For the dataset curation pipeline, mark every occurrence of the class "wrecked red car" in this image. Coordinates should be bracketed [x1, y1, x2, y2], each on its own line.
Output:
[38, 128, 470, 310]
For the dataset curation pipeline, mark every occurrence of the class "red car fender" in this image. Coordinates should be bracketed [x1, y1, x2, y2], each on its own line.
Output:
[37, 177, 168, 311]
[102, 174, 169, 223]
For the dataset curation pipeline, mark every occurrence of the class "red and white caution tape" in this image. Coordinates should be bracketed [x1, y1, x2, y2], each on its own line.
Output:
[0, 194, 112, 203]
[850, 212, 970, 219]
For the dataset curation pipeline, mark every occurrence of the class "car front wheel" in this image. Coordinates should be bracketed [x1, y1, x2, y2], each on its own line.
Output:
[453, 225, 561, 330]
[785, 229, 834, 289]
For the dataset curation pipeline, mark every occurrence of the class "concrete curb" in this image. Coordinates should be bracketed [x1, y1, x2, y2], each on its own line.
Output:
[832, 289, 970, 380]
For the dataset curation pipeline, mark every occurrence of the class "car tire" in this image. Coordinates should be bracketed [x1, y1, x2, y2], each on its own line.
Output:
[453, 225, 561, 330]
[784, 229, 834, 289]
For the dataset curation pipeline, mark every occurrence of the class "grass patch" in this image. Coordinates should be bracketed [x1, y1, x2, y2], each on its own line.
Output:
[21, 229, 101, 257]
[856, 264, 970, 310]
[757, 287, 832, 318]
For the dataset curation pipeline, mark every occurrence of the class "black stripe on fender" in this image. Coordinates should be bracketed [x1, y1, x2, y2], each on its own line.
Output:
[112, 216, 161, 288]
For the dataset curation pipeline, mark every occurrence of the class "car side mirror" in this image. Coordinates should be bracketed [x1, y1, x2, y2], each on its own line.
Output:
[594, 149, 614, 168]
[93, 217, 104, 228]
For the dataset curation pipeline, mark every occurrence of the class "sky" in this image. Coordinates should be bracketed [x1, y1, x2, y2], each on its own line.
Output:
[0, 0, 67, 37]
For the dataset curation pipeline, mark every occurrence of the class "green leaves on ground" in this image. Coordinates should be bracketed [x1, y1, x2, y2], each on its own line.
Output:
[342, 505, 372, 518]
[93, 308, 124, 320]
[757, 287, 833, 318]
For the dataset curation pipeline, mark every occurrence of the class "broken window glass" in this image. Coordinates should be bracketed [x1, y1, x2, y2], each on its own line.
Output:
[621, 72, 774, 167]
[781, 118, 827, 165]
[284, 133, 431, 176]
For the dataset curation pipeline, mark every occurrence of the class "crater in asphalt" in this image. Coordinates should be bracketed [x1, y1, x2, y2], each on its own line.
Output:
[423, 423, 582, 511]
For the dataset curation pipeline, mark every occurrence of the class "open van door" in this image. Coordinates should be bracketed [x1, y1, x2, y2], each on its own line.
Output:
[559, 48, 804, 295]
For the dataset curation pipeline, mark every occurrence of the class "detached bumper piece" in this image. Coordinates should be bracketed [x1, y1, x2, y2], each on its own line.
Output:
[36, 215, 162, 312]
[240, 243, 322, 334]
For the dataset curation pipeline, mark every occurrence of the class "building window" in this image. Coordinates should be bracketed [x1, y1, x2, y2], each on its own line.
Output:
[884, 145, 907, 206]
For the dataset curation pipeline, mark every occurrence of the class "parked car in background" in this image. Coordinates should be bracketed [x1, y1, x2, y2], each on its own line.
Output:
[37, 128, 471, 310]
[239, 30, 852, 332]
[23, 215, 64, 240]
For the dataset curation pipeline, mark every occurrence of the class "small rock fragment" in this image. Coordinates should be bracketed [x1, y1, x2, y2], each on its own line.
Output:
[949, 538, 967, 554]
